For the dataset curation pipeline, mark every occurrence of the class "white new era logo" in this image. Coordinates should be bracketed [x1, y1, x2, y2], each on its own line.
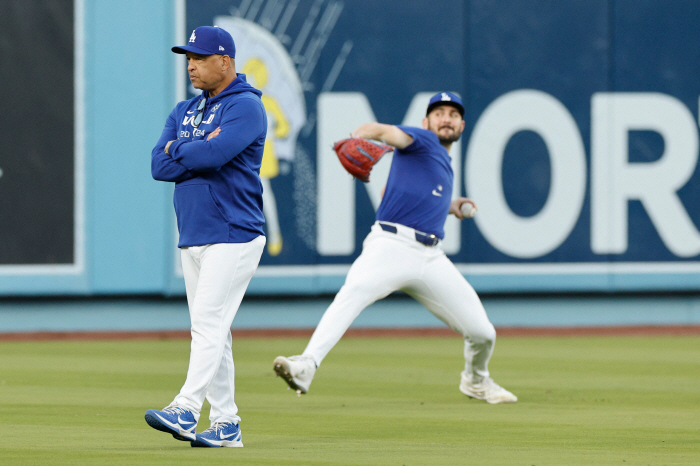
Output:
[189, 31, 196, 43]
[219, 46, 224, 51]
[441, 92, 451, 101]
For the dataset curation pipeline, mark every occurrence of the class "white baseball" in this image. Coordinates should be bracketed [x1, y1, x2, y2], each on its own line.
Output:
[460, 203, 477, 218]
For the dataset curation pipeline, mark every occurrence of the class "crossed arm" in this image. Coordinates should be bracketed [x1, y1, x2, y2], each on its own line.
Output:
[151, 124, 223, 182]
[151, 99, 263, 182]
[151, 110, 194, 182]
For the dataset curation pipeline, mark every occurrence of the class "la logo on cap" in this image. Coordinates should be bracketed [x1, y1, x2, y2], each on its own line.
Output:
[189, 30, 196, 43]
[441, 92, 451, 101]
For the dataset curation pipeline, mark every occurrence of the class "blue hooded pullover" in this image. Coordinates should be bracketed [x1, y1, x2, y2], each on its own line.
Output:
[151, 74, 267, 247]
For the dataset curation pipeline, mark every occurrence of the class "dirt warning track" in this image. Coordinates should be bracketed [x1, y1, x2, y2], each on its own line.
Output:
[1, 325, 699, 342]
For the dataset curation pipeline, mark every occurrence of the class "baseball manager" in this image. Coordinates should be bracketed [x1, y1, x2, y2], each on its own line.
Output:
[145, 26, 267, 448]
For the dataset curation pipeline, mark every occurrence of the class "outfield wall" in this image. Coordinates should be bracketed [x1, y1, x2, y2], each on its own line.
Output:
[2, 0, 700, 296]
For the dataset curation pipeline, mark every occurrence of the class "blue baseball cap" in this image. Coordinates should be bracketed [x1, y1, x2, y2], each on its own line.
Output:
[172, 26, 236, 57]
[426, 92, 464, 116]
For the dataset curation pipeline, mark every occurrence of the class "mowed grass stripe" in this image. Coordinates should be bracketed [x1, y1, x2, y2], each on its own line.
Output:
[0, 336, 698, 465]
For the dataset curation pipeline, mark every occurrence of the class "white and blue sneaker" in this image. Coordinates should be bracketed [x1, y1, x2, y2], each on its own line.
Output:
[191, 422, 243, 448]
[144, 404, 198, 441]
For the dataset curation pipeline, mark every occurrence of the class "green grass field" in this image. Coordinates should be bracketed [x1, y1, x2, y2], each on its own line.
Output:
[0, 334, 698, 465]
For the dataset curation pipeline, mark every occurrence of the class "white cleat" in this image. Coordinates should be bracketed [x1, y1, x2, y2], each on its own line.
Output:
[459, 371, 518, 404]
[273, 355, 316, 394]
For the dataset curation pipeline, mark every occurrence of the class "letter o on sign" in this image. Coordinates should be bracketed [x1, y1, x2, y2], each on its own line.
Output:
[465, 90, 587, 259]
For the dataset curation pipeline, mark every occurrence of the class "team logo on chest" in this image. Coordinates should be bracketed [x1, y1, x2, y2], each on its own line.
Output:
[182, 104, 218, 127]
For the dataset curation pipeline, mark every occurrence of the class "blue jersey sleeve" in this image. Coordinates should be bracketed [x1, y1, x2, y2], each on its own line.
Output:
[395, 126, 435, 155]
[151, 107, 196, 183]
[169, 96, 266, 172]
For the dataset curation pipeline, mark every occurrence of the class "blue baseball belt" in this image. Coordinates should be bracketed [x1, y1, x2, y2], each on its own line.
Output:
[377, 221, 440, 247]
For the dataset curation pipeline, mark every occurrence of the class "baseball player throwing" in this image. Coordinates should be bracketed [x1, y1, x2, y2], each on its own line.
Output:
[145, 26, 267, 447]
[274, 92, 516, 404]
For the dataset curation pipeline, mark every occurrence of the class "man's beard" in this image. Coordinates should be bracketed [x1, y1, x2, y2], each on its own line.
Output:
[431, 124, 462, 145]
[437, 132, 461, 144]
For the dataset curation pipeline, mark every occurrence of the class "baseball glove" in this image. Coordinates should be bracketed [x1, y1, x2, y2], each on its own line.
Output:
[333, 138, 393, 182]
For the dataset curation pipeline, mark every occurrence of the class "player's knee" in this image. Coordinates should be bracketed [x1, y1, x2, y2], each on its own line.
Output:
[467, 322, 496, 346]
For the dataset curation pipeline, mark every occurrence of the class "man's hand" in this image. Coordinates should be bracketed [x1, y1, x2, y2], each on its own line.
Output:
[207, 127, 221, 141]
[164, 140, 176, 155]
[449, 197, 477, 220]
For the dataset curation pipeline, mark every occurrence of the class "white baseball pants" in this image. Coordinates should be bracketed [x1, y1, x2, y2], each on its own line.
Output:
[303, 222, 496, 383]
[173, 237, 265, 425]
